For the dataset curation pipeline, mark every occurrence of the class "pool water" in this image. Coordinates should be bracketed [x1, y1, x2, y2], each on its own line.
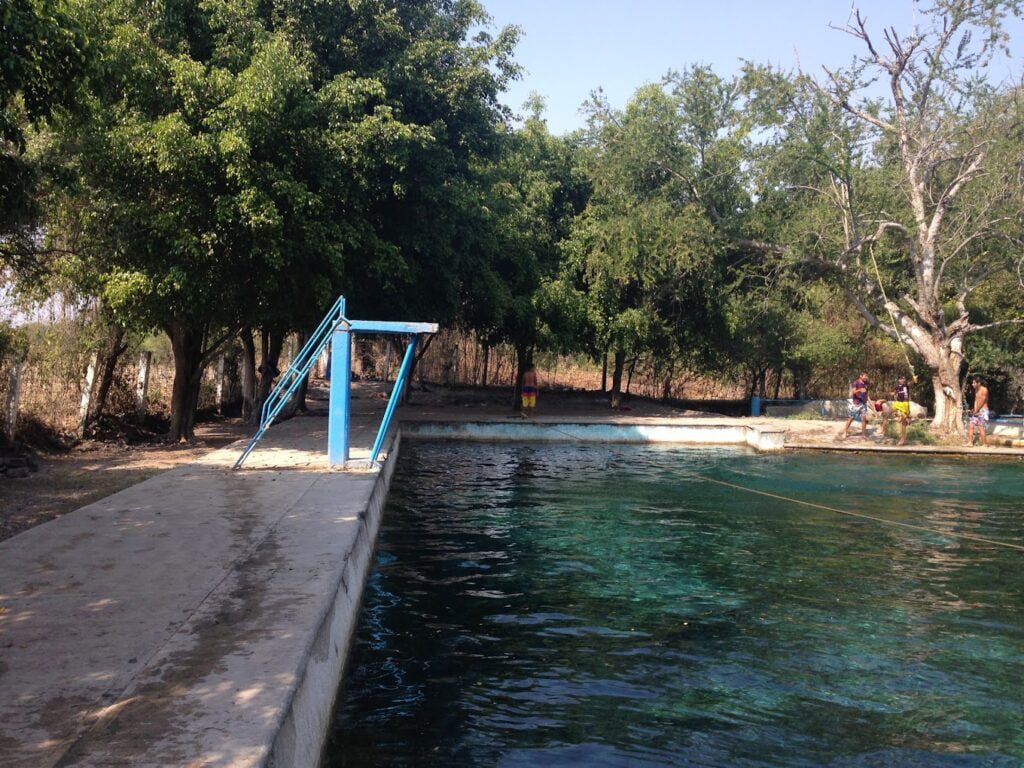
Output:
[323, 442, 1024, 767]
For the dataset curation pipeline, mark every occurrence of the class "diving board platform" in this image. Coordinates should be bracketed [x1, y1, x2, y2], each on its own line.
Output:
[234, 296, 437, 469]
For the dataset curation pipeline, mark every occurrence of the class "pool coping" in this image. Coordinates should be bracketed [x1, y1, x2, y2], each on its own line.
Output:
[785, 441, 1024, 458]
[399, 419, 788, 452]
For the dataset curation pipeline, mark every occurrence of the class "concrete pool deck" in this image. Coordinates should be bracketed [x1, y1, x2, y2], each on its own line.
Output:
[2, 387, 1022, 767]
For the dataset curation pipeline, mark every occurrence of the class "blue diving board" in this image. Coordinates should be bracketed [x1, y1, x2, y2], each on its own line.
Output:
[234, 297, 437, 469]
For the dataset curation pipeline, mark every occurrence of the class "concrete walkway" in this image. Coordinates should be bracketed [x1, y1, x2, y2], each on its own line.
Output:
[2, 390, 1021, 767]
[0, 409, 396, 768]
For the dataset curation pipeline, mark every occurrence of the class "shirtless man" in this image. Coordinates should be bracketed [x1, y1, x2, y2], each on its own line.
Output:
[966, 377, 989, 447]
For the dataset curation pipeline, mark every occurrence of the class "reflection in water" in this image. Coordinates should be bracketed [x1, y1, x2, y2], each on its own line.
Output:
[324, 443, 1024, 767]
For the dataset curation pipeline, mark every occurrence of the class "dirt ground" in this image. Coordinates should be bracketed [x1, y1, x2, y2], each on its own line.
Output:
[0, 417, 253, 543]
[0, 382, 988, 544]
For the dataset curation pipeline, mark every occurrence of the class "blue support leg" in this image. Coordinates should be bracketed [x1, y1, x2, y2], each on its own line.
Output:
[369, 337, 418, 464]
[328, 325, 352, 468]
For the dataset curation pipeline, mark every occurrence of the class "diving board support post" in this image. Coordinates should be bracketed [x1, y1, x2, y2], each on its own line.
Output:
[328, 317, 437, 469]
[369, 336, 418, 465]
[327, 318, 353, 467]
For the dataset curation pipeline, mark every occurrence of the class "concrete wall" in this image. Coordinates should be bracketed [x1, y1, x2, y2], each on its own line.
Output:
[400, 421, 787, 453]
[274, 434, 401, 768]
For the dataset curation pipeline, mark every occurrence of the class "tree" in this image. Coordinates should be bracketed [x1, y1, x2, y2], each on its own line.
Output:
[465, 102, 588, 407]
[48, 0, 517, 440]
[778, 1, 1024, 430]
[563, 81, 731, 407]
[1, 0, 87, 272]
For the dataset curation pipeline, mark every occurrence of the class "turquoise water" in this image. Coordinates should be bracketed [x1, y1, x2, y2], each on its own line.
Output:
[324, 442, 1024, 767]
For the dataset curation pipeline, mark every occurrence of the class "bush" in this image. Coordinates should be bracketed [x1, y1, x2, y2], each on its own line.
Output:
[884, 419, 936, 445]
[0, 322, 29, 363]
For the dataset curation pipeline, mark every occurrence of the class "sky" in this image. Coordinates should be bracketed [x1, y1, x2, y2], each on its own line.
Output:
[481, 0, 1024, 135]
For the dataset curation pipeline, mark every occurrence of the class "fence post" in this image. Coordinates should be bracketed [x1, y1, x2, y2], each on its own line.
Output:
[135, 351, 152, 419]
[4, 362, 24, 442]
[77, 352, 99, 436]
[216, 353, 226, 415]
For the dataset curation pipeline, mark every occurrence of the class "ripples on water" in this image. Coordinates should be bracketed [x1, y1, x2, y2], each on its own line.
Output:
[323, 443, 1024, 767]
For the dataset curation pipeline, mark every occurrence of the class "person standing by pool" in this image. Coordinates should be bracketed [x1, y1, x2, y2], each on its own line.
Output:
[838, 372, 870, 440]
[891, 374, 912, 446]
[967, 376, 989, 447]
[521, 363, 538, 418]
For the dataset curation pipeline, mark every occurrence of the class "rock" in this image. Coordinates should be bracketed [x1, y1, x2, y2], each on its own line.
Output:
[5, 466, 30, 479]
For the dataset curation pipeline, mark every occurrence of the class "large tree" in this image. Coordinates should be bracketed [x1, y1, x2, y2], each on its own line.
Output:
[49, 0, 517, 440]
[563, 82, 728, 407]
[464, 100, 588, 405]
[773, 0, 1024, 430]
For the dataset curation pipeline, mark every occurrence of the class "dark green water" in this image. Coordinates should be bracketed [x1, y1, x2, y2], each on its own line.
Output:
[323, 442, 1024, 767]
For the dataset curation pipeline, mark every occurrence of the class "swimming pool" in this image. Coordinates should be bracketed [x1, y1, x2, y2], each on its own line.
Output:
[323, 442, 1024, 767]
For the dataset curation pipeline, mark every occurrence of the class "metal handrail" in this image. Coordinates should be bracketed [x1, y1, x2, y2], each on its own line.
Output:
[234, 297, 347, 469]
[260, 296, 346, 424]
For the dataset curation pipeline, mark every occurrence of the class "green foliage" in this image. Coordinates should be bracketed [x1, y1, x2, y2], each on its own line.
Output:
[0, 321, 30, 363]
[562, 77, 731, 372]
[883, 420, 937, 446]
[1, 0, 88, 270]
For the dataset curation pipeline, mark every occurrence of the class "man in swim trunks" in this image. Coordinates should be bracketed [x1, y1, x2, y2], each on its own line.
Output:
[891, 374, 912, 446]
[967, 376, 989, 447]
[839, 372, 870, 439]
[521, 363, 538, 417]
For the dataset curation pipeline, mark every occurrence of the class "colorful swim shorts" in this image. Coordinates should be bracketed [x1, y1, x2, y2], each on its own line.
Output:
[969, 407, 989, 426]
[849, 401, 867, 422]
[892, 401, 911, 419]
[522, 387, 537, 408]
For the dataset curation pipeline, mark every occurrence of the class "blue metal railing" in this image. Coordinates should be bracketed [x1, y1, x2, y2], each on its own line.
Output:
[233, 296, 347, 469]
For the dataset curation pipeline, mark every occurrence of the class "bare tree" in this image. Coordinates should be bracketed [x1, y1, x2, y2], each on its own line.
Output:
[814, 0, 1024, 430]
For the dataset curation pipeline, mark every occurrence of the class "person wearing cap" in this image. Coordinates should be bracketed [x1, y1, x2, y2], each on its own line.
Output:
[891, 374, 912, 446]
[839, 372, 870, 439]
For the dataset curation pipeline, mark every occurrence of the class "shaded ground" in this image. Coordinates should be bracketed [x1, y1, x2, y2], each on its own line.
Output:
[0, 416, 253, 543]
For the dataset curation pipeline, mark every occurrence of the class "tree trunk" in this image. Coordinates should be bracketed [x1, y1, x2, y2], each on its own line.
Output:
[610, 349, 626, 409]
[625, 356, 638, 396]
[240, 328, 256, 424]
[255, 329, 285, 415]
[89, 325, 128, 426]
[749, 368, 765, 399]
[512, 342, 529, 410]
[482, 343, 490, 388]
[293, 331, 309, 413]
[927, 344, 966, 434]
[167, 320, 206, 442]
[601, 350, 609, 392]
